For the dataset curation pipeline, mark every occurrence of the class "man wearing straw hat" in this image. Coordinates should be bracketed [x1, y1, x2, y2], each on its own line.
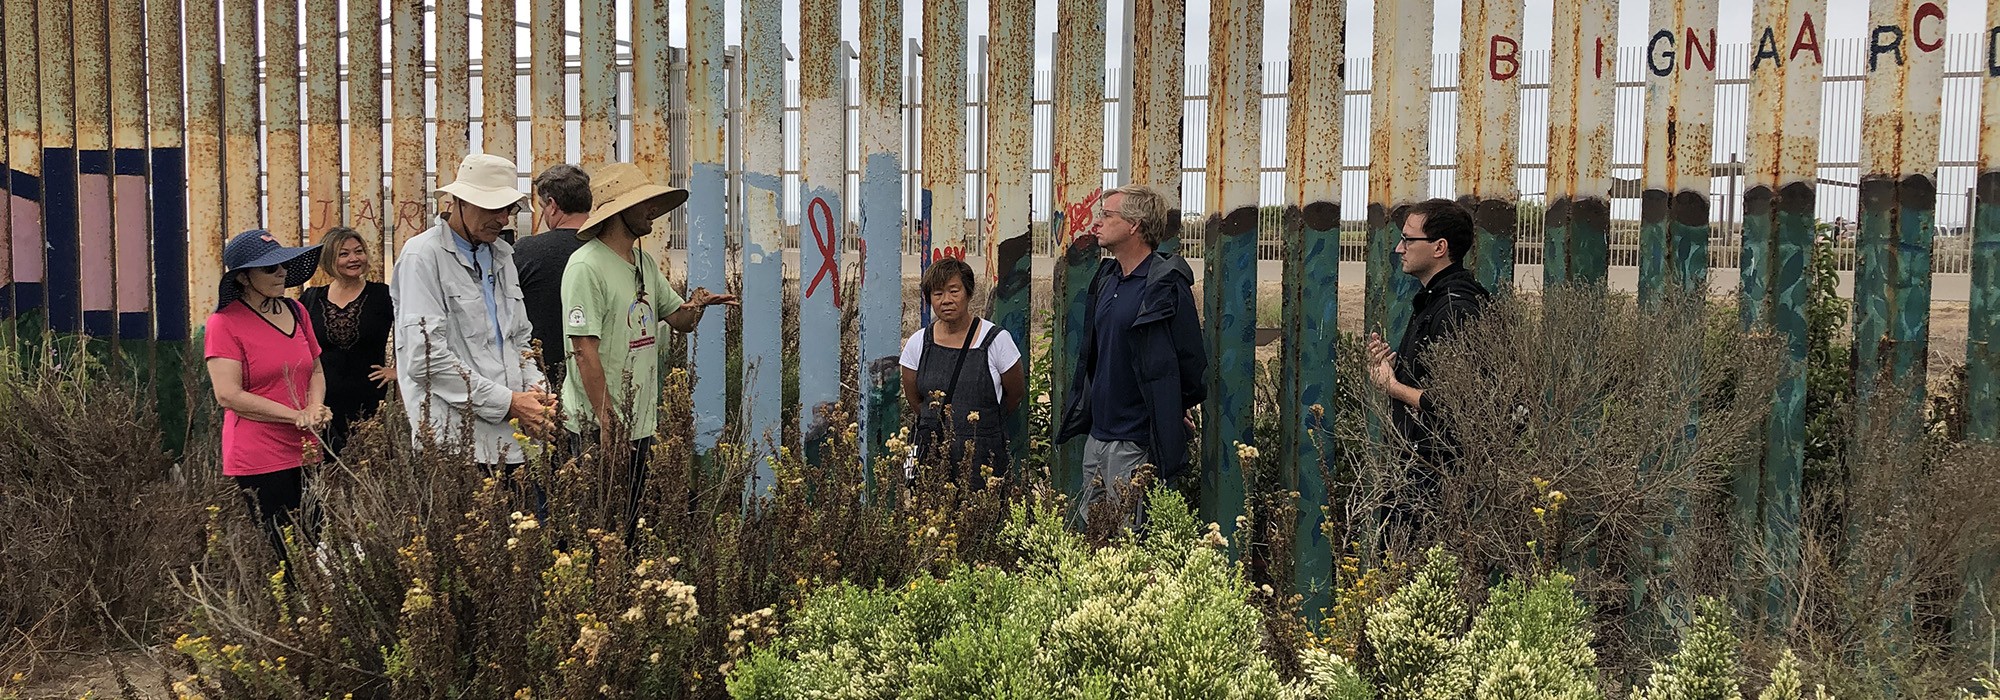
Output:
[560, 162, 736, 542]
[391, 153, 559, 470]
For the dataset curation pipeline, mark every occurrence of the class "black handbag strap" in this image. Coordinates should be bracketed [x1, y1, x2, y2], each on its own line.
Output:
[934, 320, 996, 411]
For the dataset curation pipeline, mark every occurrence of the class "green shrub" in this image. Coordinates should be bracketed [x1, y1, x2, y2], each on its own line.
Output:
[727, 490, 1300, 699]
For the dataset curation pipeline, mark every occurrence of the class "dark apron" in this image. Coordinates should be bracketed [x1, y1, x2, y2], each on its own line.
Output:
[911, 320, 1009, 482]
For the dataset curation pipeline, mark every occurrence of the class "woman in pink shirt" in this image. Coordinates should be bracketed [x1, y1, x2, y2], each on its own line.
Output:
[204, 229, 332, 558]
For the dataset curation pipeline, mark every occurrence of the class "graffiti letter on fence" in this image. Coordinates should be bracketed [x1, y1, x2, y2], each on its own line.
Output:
[1684, 28, 1716, 72]
[1596, 37, 1609, 79]
[931, 245, 965, 263]
[1792, 12, 1822, 65]
[1648, 30, 1676, 77]
[309, 199, 335, 235]
[1870, 25, 1905, 72]
[1913, 2, 1944, 53]
[395, 200, 425, 236]
[1489, 35, 1519, 81]
[1753, 26, 1781, 72]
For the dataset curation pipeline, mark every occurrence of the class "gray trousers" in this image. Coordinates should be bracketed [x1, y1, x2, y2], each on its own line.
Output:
[1077, 437, 1152, 530]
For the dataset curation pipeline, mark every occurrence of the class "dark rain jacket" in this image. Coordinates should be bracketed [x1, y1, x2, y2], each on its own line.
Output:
[1392, 263, 1490, 461]
[1055, 251, 1208, 481]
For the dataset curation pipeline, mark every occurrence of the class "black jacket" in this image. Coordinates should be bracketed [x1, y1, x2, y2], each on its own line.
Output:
[1056, 252, 1208, 481]
[1393, 263, 1489, 457]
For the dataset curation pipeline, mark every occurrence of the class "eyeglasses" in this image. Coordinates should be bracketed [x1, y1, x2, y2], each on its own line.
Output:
[1399, 236, 1440, 245]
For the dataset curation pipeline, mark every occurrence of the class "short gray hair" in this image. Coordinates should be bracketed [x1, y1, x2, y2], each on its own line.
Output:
[1102, 184, 1174, 247]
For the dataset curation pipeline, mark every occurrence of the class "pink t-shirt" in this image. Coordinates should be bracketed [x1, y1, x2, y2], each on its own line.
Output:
[204, 300, 324, 477]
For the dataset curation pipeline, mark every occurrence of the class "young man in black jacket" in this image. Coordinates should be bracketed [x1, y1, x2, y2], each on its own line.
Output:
[1055, 184, 1208, 529]
[1365, 198, 1490, 537]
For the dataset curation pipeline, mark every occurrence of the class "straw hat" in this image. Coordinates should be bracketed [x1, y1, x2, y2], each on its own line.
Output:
[577, 162, 689, 240]
[216, 230, 322, 311]
[433, 153, 529, 211]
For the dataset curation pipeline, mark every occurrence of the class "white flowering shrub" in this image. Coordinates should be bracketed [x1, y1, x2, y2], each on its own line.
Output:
[1634, 597, 1743, 700]
[726, 489, 1308, 699]
[1367, 548, 1469, 700]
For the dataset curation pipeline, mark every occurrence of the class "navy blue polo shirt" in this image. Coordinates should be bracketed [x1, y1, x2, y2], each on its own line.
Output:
[1090, 256, 1152, 442]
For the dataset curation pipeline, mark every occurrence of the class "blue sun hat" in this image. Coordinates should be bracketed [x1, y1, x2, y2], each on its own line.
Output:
[216, 229, 323, 311]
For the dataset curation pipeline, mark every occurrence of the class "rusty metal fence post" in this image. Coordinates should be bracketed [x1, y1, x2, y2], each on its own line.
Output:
[688, 0, 731, 451]
[1048, 0, 1107, 499]
[108, 0, 149, 346]
[389, 0, 426, 254]
[740, 0, 785, 484]
[348, 0, 385, 275]
[984, 0, 1035, 471]
[40, 0, 76, 334]
[1281, 0, 1342, 621]
[437, 0, 470, 186]
[858, 0, 903, 469]
[1544, 0, 1615, 287]
[1740, 0, 1825, 631]
[1200, 0, 1260, 542]
[1364, 0, 1430, 352]
[797, 0, 845, 451]
[1855, 0, 1946, 421]
[1455, 0, 1521, 292]
[306, 0, 343, 241]
[267, 0, 302, 245]
[75, 0, 112, 339]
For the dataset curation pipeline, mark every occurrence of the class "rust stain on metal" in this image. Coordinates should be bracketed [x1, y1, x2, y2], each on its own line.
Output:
[1285, 0, 1340, 207]
[689, 0, 727, 168]
[306, 0, 342, 236]
[1643, 0, 1677, 192]
[1546, 0, 1582, 202]
[109, 0, 144, 156]
[390, 0, 426, 252]
[482, 0, 517, 162]
[186, 0, 225, 312]
[6, 0, 38, 175]
[742, 0, 783, 257]
[982, 0, 1033, 271]
[530, 0, 565, 174]
[1744, 0, 1787, 191]
[1205, 0, 1258, 212]
[1455, 0, 1519, 199]
[1778, 1, 1823, 185]
[348, 0, 384, 266]
[144, 0, 185, 319]
[922, 0, 967, 254]
[631, 0, 672, 184]
[1128, 0, 1184, 207]
[1577, 0, 1615, 197]
[1369, 0, 1431, 205]
[799, 0, 841, 193]
[1673, 0, 1716, 194]
[38, 0, 73, 150]
[1052, 0, 1106, 248]
[221, 0, 259, 234]
[437, 0, 470, 186]
[267, 0, 303, 243]
[580, 0, 615, 169]
[73, 0, 107, 153]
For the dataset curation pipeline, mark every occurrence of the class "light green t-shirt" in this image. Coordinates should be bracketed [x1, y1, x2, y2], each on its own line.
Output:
[560, 239, 685, 440]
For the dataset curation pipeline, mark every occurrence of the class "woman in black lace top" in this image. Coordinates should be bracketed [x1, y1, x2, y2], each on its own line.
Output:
[300, 227, 395, 457]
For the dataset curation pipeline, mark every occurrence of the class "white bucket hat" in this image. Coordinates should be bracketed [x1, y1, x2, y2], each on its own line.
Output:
[433, 153, 529, 211]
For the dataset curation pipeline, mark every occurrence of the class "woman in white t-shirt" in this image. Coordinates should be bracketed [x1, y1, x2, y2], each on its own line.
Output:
[899, 258, 1026, 485]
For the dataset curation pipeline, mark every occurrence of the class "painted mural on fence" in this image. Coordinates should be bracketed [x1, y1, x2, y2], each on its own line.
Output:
[1, 149, 183, 342]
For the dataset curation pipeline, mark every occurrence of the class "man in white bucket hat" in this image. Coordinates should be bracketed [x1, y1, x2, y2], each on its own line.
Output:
[391, 153, 558, 471]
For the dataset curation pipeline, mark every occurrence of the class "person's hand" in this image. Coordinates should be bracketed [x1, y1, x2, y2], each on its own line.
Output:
[509, 391, 556, 437]
[1365, 332, 1398, 392]
[295, 404, 332, 432]
[368, 363, 396, 388]
[1184, 409, 1197, 435]
[687, 287, 741, 308]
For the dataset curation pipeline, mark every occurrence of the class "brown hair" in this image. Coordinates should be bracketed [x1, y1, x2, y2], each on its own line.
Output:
[1398, 198, 1476, 264]
[316, 226, 368, 278]
[920, 258, 977, 299]
[532, 163, 592, 215]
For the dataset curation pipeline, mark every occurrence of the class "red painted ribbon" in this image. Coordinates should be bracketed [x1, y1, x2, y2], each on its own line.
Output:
[805, 197, 842, 308]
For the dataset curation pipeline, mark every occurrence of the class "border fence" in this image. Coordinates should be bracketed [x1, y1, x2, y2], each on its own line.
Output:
[0, 0, 1993, 629]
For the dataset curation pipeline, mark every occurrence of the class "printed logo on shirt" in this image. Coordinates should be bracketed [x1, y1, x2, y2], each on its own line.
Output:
[568, 307, 587, 327]
[626, 299, 656, 351]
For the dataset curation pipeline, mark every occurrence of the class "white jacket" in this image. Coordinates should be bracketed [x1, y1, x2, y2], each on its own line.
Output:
[391, 223, 546, 465]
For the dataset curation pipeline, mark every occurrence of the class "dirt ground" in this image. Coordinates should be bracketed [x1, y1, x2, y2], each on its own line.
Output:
[12, 649, 170, 699]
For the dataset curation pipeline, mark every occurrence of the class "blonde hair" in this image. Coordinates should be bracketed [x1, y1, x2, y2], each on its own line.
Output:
[1103, 184, 1174, 247]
